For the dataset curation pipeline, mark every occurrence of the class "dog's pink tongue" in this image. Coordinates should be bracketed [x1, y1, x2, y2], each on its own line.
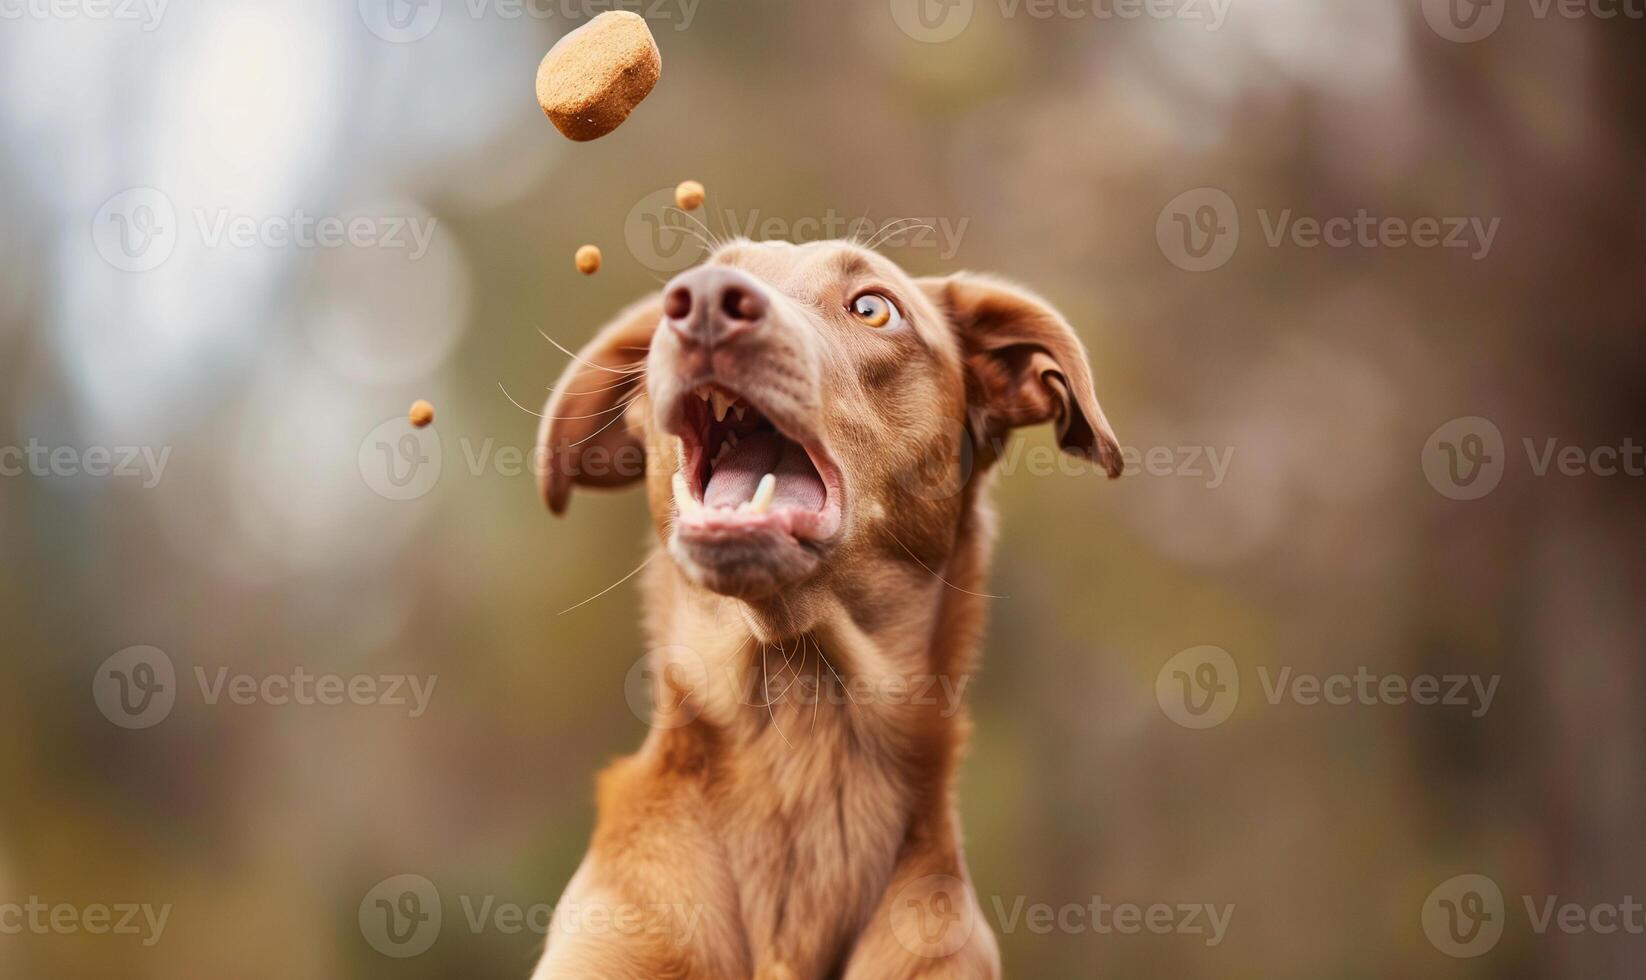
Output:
[703, 431, 826, 511]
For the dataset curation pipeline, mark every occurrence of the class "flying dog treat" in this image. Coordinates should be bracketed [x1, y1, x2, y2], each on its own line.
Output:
[408, 400, 435, 428]
[675, 179, 705, 211]
[535, 12, 661, 142]
[575, 244, 602, 275]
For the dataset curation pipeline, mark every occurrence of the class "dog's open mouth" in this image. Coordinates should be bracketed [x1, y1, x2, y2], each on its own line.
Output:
[670, 383, 843, 545]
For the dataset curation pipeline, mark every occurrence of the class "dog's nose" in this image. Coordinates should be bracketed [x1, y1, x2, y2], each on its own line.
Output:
[662, 266, 769, 348]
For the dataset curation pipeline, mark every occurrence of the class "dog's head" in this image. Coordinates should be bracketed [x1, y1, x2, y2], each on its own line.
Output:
[538, 240, 1120, 618]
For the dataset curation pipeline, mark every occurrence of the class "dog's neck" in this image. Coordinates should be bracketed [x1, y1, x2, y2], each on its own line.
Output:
[639, 490, 998, 802]
[618, 495, 998, 975]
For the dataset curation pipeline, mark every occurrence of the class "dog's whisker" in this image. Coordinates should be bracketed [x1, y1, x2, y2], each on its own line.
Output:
[565, 398, 642, 448]
[849, 207, 874, 248]
[666, 205, 719, 245]
[864, 217, 926, 251]
[507, 381, 637, 421]
[762, 641, 793, 747]
[887, 530, 1007, 599]
[538, 328, 648, 377]
[749, 636, 805, 709]
[557, 551, 656, 616]
[809, 632, 860, 711]
[547, 376, 639, 397]
[498, 381, 547, 418]
[809, 635, 822, 730]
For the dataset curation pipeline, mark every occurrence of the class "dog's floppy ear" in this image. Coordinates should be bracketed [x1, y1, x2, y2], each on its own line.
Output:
[536, 293, 663, 514]
[920, 274, 1123, 478]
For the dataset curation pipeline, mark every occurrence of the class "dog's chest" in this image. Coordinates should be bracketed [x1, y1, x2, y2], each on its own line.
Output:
[716, 711, 911, 973]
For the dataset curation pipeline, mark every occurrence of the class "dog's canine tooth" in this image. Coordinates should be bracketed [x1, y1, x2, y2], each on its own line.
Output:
[733, 405, 746, 422]
[750, 473, 776, 514]
[671, 472, 700, 516]
[711, 390, 733, 422]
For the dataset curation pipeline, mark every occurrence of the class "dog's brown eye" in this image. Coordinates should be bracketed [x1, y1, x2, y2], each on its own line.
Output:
[850, 293, 897, 329]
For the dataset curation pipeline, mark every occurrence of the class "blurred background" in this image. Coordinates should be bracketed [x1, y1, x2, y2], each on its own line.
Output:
[2, 0, 1643, 976]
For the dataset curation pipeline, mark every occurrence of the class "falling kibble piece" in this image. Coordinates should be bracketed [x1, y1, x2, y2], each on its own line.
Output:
[409, 400, 435, 428]
[536, 12, 662, 142]
[575, 245, 602, 275]
[675, 180, 705, 211]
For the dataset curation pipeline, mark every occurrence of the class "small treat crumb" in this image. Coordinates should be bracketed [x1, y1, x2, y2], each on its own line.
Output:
[575, 244, 602, 275]
[675, 179, 705, 211]
[409, 400, 435, 428]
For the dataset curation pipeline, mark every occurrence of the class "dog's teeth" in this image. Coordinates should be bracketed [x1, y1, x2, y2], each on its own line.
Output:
[711, 390, 732, 422]
[712, 439, 733, 466]
[749, 473, 776, 514]
[728, 431, 739, 446]
[695, 386, 712, 403]
[733, 405, 746, 422]
[672, 472, 699, 516]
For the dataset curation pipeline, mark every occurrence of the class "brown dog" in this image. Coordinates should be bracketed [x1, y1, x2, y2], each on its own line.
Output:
[530, 239, 1121, 980]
